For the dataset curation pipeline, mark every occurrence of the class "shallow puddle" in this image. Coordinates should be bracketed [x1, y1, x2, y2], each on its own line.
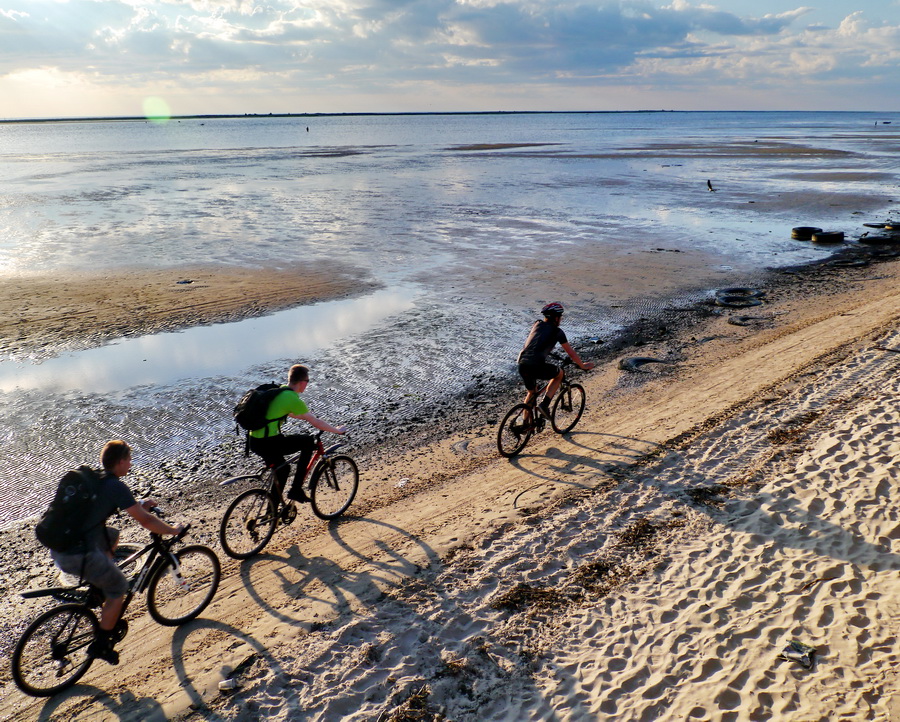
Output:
[0, 288, 416, 393]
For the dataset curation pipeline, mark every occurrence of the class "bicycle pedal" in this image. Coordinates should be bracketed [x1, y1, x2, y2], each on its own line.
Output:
[280, 503, 298, 525]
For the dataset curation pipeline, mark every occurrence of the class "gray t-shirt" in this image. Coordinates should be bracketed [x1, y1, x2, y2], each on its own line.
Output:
[82, 471, 137, 551]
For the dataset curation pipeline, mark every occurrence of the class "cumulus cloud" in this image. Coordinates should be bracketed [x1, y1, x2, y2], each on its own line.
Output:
[0, 0, 897, 114]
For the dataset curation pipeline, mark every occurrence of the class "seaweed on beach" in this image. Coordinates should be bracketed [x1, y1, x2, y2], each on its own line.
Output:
[768, 410, 823, 445]
[791, 410, 824, 426]
[379, 684, 445, 722]
[439, 655, 470, 676]
[767, 426, 808, 445]
[617, 518, 659, 550]
[490, 582, 571, 613]
[570, 559, 630, 595]
[442, 543, 474, 564]
[685, 485, 728, 508]
[355, 642, 380, 667]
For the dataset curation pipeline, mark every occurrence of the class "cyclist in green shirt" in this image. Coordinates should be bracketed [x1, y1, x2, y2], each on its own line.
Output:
[248, 364, 347, 503]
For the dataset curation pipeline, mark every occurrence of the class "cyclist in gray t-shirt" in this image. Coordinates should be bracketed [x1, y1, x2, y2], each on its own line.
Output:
[49, 440, 183, 665]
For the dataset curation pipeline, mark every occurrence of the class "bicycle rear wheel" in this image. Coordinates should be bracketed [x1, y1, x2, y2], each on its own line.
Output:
[551, 383, 586, 433]
[147, 545, 221, 626]
[12, 604, 98, 697]
[310, 455, 359, 520]
[219, 488, 278, 559]
[497, 404, 534, 457]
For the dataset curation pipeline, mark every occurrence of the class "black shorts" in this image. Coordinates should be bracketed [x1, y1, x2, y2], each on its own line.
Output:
[248, 433, 314, 469]
[518, 360, 560, 392]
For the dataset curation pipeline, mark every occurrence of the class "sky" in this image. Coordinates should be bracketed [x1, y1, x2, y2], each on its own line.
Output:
[0, 0, 898, 119]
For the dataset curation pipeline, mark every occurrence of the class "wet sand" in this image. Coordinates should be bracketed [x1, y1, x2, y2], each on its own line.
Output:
[0, 264, 376, 360]
[3, 236, 900, 719]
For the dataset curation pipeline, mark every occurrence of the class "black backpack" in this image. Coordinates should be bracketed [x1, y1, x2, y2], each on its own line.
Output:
[233, 383, 291, 434]
[35, 466, 104, 553]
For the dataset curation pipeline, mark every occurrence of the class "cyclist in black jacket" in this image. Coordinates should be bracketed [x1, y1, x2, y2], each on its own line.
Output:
[517, 302, 594, 418]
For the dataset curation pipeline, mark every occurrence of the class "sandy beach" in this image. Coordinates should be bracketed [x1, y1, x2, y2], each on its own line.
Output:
[3, 239, 900, 719]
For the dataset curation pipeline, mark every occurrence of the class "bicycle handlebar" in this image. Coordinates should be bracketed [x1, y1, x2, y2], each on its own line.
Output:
[548, 354, 575, 368]
[147, 506, 190, 543]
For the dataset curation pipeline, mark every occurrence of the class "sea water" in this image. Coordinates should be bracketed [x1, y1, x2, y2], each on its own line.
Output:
[0, 111, 897, 526]
[1, 111, 894, 276]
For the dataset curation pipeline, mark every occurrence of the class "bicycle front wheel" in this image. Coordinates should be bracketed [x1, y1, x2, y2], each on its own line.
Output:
[12, 604, 98, 697]
[219, 488, 278, 559]
[551, 383, 586, 434]
[310, 455, 359, 520]
[497, 404, 534, 457]
[147, 545, 221, 626]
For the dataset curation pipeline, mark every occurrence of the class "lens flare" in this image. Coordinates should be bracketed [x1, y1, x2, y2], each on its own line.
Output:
[142, 97, 172, 123]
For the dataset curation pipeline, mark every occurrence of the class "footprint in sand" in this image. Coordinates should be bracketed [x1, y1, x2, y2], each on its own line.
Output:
[817, 604, 835, 627]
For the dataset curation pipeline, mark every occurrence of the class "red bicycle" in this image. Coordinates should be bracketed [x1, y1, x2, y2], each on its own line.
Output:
[218, 431, 359, 559]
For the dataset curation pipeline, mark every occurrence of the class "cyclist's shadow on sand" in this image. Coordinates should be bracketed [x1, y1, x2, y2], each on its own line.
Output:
[235, 516, 583, 721]
[236, 515, 441, 628]
[531, 429, 900, 573]
[168, 619, 287, 720]
[500, 429, 655, 494]
[27, 619, 270, 722]
[34, 686, 165, 721]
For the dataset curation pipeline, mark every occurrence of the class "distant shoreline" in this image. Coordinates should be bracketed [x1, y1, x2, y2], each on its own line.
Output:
[0, 109, 680, 125]
[3, 109, 891, 125]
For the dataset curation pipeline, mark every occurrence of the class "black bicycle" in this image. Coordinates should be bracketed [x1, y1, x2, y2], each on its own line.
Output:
[11, 518, 220, 697]
[497, 357, 587, 457]
[218, 430, 359, 559]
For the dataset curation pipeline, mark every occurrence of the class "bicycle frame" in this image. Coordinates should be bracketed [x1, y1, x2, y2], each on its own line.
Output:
[21, 528, 187, 613]
[497, 356, 586, 457]
[220, 431, 346, 496]
[13, 522, 220, 697]
[521, 360, 574, 420]
[532, 356, 573, 400]
[116, 535, 184, 598]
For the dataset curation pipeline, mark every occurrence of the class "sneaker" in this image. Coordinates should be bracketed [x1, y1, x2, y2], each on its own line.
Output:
[280, 502, 298, 525]
[112, 619, 129, 643]
[87, 635, 120, 665]
[537, 399, 552, 419]
[287, 489, 311, 504]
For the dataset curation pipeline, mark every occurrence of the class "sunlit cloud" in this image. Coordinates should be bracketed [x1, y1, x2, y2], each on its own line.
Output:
[0, 0, 897, 117]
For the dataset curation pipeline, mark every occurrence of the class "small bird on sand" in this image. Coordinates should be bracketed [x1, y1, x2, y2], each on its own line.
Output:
[707, 179, 716, 192]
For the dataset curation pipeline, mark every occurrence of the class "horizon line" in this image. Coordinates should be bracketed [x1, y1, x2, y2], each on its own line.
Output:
[1, 109, 894, 125]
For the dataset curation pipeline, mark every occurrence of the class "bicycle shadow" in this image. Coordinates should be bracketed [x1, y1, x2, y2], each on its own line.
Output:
[537, 429, 900, 574]
[233, 515, 441, 629]
[31, 686, 166, 721]
[16, 610, 297, 721]
[499, 429, 658, 498]
[167, 618, 287, 720]
[326, 515, 442, 575]
[226, 515, 585, 720]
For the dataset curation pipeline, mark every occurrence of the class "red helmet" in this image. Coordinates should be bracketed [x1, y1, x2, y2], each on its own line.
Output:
[541, 302, 565, 316]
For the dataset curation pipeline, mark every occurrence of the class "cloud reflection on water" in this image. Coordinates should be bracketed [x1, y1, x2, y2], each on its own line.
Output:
[0, 288, 415, 394]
